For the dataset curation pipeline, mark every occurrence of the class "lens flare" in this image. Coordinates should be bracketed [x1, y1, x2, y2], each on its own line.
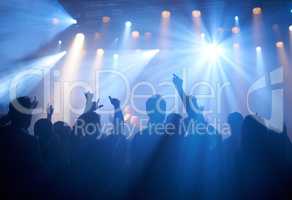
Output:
[202, 43, 224, 63]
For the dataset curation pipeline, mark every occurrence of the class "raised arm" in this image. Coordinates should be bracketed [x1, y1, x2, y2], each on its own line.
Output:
[109, 96, 124, 134]
[172, 74, 202, 119]
[172, 74, 187, 103]
[46, 104, 54, 121]
[83, 91, 103, 114]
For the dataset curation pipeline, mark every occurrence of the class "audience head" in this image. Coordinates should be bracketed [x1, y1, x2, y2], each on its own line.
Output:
[241, 115, 267, 149]
[53, 121, 71, 139]
[146, 95, 166, 125]
[165, 113, 182, 135]
[8, 96, 37, 129]
[74, 111, 101, 137]
[34, 118, 53, 141]
[227, 112, 243, 136]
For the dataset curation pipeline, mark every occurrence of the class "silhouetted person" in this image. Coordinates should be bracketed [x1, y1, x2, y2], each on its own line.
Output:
[130, 113, 184, 200]
[0, 96, 42, 198]
[34, 118, 53, 160]
[109, 96, 124, 135]
[221, 112, 243, 199]
[53, 121, 72, 167]
[145, 94, 166, 127]
[129, 95, 167, 197]
[226, 112, 244, 150]
[235, 115, 291, 199]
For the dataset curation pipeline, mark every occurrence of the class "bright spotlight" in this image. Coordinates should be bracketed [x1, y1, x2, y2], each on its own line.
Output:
[72, 19, 77, 24]
[276, 41, 284, 48]
[256, 46, 262, 52]
[75, 33, 84, 41]
[132, 31, 140, 38]
[192, 10, 201, 18]
[113, 54, 119, 59]
[58, 40, 62, 45]
[97, 48, 104, 56]
[142, 49, 160, 57]
[161, 10, 171, 18]
[289, 25, 292, 32]
[125, 21, 132, 28]
[253, 7, 262, 15]
[202, 43, 224, 62]
[235, 16, 239, 21]
[102, 16, 111, 23]
[72, 33, 85, 51]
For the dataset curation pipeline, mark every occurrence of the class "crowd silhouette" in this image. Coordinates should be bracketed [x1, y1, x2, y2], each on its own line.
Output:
[0, 74, 291, 200]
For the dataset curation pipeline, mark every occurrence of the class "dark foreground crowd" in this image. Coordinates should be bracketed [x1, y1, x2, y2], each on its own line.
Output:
[0, 74, 292, 200]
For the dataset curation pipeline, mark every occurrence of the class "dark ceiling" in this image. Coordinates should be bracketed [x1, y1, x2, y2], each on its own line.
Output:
[59, 0, 292, 19]
[58, 0, 292, 31]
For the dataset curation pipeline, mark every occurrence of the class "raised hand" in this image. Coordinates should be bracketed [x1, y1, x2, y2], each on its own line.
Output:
[84, 91, 103, 113]
[89, 98, 104, 112]
[47, 104, 54, 121]
[172, 74, 183, 88]
[109, 96, 120, 108]
[109, 96, 124, 133]
[95, 98, 104, 110]
[84, 91, 94, 101]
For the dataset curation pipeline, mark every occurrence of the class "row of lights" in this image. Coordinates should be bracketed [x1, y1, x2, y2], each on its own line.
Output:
[93, 24, 291, 40]
[98, 6, 262, 24]
[97, 8, 291, 38]
[233, 41, 284, 50]
[92, 7, 260, 26]
[53, 7, 292, 38]
[84, 43, 285, 57]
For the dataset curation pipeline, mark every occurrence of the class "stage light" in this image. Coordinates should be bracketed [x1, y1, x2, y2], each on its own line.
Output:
[289, 25, 292, 32]
[161, 10, 171, 18]
[97, 48, 104, 56]
[102, 16, 111, 23]
[113, 54, 119, 60]
[253, 7, 262, 15]
[276, 41, 284, 48]
[142, 49, 160, 58]
[125, 21, 132, 28]
[62, 33, 85, 123]
[132, 31, 140, 38]
[58, 40, 62, 45]
[72, 33, 85, 51]
[232, 26, 240, 34]
[256, 46, 262, 52]
[192, 10, 201, 18]
[201, 33, 205, 39]
[202, 43, 224, 63]
[235, 16, 239, 21]
[72, 19, 77, 24]
[0, 51, 67, 100]
[75, 33, 84, 41]
[71, 33, 84, 54]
